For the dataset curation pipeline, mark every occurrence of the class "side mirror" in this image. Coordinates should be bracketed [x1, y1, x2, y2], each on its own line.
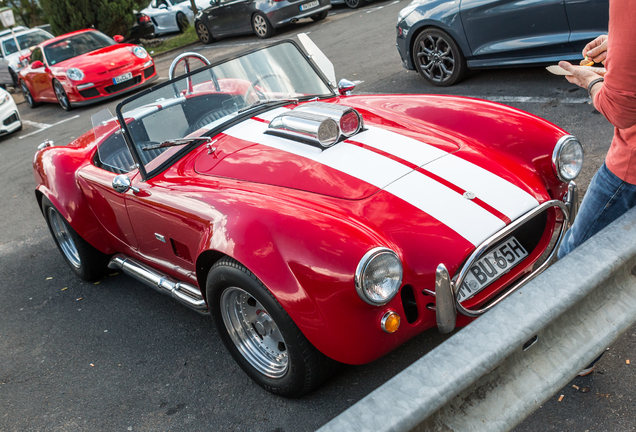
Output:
[338, 78, 355, 96]
[31, 60, 44, 69]
[112, 175, 140, 194]
[158, 3, 168, 8]
[113, 35, 124, 43]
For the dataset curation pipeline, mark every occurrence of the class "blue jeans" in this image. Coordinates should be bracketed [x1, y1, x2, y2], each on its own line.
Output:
[558, 163, 636, 259]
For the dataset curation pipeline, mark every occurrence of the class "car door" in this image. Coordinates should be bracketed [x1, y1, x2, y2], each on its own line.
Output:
[206, 0, 251, 35]
[460, 0, 573, 60]
[564, 0, 609, 53]
[27, 48, 55, 101]
[151, 0, 178, 29]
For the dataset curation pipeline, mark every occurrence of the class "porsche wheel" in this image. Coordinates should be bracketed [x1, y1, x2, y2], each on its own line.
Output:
[53, 79, 72, 111]
[207, 257, 338, 397]
[20, 80, 39, 108]
[311, 10, 328, 21]
[344, 0, 361, 8]
[195, 21, 214, 44]
[42, 197, 110, 281]
[413, 28, 467, 87]
[176, 12, 189, 33]
[252, 13, 275, 39]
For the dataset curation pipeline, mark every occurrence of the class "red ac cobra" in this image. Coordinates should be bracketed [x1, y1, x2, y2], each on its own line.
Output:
[33, 40, 582, 397]
[19, 29, 157, 111]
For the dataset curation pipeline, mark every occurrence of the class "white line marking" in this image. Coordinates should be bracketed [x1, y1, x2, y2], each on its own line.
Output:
[389, 0, 400, 4]
[366, 6, 384, 13]
[19, 115, 80, 139]
[23, 120, 51, 129]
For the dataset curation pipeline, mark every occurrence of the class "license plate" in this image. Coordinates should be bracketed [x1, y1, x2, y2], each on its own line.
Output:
[113, 72, 133, 85]
[456, 236, 528, 302]
[300, 0, 319, 11]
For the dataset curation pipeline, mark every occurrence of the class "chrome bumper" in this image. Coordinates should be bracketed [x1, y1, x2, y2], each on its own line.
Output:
[432, 183, 577, 333]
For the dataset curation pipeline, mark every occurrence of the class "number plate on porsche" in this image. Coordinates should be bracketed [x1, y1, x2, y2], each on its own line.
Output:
[456, 237, 528, 303]
[113, 72, 133, 85]
[300, 0, 319, 11]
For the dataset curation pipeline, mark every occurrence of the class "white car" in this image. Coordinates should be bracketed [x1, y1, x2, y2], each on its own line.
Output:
[142, 0, 210, 35]
[0, 28, 54, 87]
[0, 87, 21, 136]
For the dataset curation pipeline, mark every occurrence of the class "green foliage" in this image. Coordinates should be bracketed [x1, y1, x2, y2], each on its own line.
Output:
[40, 0, 136, 37]
[1, 0, 46, 28]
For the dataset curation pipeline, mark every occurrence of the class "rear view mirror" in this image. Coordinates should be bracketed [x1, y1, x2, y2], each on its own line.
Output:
[113, 35, 124, 43]
[31, 60, 43, 69]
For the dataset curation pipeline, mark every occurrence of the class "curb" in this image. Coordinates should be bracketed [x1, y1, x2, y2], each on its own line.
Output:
[150, 40, 201, 60]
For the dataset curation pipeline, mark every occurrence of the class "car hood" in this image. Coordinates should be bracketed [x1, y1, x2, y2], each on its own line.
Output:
[194, 105, 462, 200]
[51, 44, 142, 74]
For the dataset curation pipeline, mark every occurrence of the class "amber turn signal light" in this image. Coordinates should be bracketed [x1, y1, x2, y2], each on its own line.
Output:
[381, 311, 401, 333]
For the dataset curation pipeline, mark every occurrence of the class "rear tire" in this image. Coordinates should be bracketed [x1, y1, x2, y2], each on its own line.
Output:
[252, 12, 275, 39]
[20, 80, 39, 108]
[9, 69, 18, 87]
[176, 12, 189, 33]
[344, 0, 361, 8]
[42, 197, 110, 281]
[195, 20, 214, 44]
[311, 10, 329, 21]
[207, 257, 339, 397]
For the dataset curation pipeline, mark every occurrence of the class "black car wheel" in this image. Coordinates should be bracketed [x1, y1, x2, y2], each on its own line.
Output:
[195, 20, 214, 44]
[20, 80, 39, 108]
[207, 257, 339, 397]
[311, 10, 328, 21]
[42, 197, 110, 281]
[176, 12, 189, 33]
[9, 68, 18, 87]
[413, 28, 467, 87]
[344, 0, 361, 8]
[53, 79, 72, 111]
[252, 12, 275, 39]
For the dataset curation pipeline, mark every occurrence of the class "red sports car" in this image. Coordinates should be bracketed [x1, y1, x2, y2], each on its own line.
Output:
[19, 29, 157, 111]
[33, 40, 582, 397]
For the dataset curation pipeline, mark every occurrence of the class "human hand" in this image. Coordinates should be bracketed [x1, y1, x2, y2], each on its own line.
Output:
[558, 61, 603, 88]
[580, 66, 606, 77]
[583, 35, 608, 64]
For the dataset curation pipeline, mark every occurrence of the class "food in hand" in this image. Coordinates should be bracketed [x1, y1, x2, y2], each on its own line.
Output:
[580, 56, 594, 66]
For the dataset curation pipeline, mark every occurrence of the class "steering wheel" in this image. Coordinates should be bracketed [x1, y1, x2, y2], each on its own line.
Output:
[168, 52, 220, 96]
[243, 73, 294, 103]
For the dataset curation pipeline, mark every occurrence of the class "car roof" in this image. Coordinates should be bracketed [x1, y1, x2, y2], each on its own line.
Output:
[0, 27, 48, 42]
[0, 26, 28, 37]
[39, 28, 101, 48]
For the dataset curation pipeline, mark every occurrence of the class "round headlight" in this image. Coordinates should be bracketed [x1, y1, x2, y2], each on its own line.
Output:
[133, 46, 148, 59]
[66, 68, 84, 81]
[552, 135, 583, 182]
[355, 247, 403, 305]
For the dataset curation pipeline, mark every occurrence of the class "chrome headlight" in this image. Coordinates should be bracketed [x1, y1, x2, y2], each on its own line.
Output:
[355, 248, 403, 305]
[66, 68, 84, 81]
[133, 46, 148, 59]
[552, 135, 583, 182]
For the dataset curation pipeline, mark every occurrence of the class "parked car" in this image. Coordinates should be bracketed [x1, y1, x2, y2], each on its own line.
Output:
[0, 27, 54, 87]
[33, 38, 581, 397]
[125, 12, 156, 43]
[396, 0, 609, 86]
[194, 0, 330, 42]
[19, 29, 157, 111]
[0, 87, 21, 136]
[142, 0, 210, 34]
[330, 0, 371, 9]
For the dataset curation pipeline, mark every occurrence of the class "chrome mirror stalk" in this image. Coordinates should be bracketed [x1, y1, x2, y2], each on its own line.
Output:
[112, 174, 140, 194]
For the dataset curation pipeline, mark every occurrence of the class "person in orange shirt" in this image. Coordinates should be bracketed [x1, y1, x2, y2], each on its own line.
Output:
[556, 0, 636, 376]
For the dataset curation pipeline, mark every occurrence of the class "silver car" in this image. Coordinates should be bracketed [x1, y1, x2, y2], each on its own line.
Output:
[0, 28, 54, 87]
[142, 0, 211, 35]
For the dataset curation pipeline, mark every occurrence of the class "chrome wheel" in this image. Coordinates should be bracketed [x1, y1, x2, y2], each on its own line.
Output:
[416, 34, 456, 83]
[220, 286, 289, 378]
[253, 15, 268, 38]
[47, 207, 81, 269]
[53, 80, 70, 110]
[21, 81, 34, 107]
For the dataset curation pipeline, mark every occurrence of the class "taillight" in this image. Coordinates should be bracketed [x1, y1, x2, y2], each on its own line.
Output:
[139, 14, 151, 23]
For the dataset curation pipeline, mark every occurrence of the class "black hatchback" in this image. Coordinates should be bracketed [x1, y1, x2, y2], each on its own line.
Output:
[194, 0, 331, 42]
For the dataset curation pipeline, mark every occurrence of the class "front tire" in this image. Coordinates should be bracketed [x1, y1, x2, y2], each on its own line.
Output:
[53, 79, 72, 111]
[42, 197, 110, 281]
[252, 12, 275, 39]
[195, 20, 214, 44]
[412, 28, 467, 87]
[207, 257, 338, 397]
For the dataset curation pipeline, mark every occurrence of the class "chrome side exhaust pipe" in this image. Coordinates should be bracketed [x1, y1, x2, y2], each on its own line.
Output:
[108, 254, 209, 315]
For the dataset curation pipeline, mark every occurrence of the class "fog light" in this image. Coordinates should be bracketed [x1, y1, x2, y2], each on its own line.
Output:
[381, 311, 401, 333]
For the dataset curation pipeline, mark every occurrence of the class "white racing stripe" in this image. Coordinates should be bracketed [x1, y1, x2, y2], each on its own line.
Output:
[224, 118, 508, 245]
[425, 155, 539, 220]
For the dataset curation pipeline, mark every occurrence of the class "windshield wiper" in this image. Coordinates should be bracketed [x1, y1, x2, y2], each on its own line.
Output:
[142, 136, 214, 151]
[237, 98, 298, 114]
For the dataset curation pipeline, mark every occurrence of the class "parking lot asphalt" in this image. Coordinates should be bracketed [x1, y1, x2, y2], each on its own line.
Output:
[1, 2, 635, 431]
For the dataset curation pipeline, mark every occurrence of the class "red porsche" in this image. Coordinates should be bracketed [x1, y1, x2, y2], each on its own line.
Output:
[33, 40, 582, 397]
[19, 29, 157, 111]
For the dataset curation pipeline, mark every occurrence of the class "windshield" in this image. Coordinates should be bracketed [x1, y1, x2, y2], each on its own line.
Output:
[117, 41, 334, 179]
[2, 30, 51, 56]
[44, 31, 114, 65]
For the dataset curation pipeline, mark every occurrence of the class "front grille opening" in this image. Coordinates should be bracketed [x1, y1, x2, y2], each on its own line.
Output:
[510, 210, 548, 256]
[400, 285, 419, 324]
[143, 66, 155, 79]
[79, 88, 100, 98]
[3, 113, 18, 125]
[105, 76, 141, 94]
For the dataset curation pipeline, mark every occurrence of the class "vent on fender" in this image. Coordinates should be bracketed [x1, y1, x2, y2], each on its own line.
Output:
[171, 239, 193, 263]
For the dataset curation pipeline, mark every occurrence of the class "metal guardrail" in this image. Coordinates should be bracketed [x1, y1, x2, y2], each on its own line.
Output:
[318, 206, 636, 432]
